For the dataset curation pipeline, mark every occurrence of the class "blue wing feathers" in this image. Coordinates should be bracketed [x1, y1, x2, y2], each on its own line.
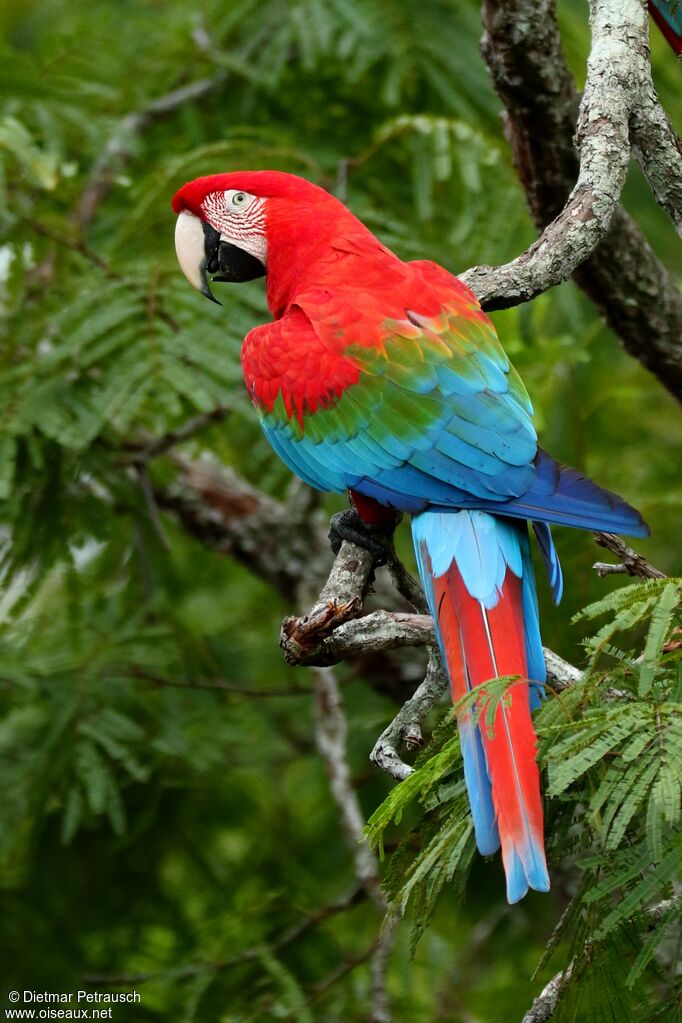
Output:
[257, 298, 647, 538]
[494, 450, 649, 537]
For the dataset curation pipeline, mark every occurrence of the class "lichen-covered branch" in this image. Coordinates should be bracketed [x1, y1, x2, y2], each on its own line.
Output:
[593, 531, 667, 580]
[370, 650, 449, 780]
[283, 609, 435, 667]
[280, 540, 376, 663]
[463, 0, 634, 306]
[630, 30, 682, 237]
[473, 0, 682, 400]
[521, 967, 572, 1023]
[542, 647, 583, 691]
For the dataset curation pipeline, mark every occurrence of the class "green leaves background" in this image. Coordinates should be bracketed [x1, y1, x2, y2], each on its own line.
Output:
[0, 1, 680, 1020]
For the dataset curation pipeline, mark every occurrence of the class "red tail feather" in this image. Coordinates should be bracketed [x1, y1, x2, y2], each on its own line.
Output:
[436, 563, 548, 900]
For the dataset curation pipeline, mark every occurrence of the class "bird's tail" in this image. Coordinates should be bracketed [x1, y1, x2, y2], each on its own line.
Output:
[412, 509, 550, 903]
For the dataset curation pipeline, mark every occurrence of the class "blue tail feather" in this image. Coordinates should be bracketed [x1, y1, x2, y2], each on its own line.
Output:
[490, 449, 650, 537]
[519, 527, 547, 711]
[412, 510, 549, 896]
[460, 716, 499, 855]
[532, 522, 564, 604]
[505, 840, 551, 904]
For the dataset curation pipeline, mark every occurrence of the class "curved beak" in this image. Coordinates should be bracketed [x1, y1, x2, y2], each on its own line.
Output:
[174, 210, 222, 305]
[174, 211, 266, 305]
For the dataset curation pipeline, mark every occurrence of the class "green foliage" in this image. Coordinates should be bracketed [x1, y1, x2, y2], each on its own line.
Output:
[367, 583, 682, 1018]
[365, 719, 475, 952]
[0, 0, 680, 1020]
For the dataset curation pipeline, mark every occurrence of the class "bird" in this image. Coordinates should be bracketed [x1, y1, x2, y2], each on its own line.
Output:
[172, 170, 648, 903]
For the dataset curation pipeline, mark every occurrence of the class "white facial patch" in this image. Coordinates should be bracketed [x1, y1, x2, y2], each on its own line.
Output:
[202, 190, 268, 268]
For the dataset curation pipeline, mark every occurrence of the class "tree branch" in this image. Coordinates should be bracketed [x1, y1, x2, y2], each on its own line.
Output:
[463, 0, 634, 306]
[282, 534, 594, 786]
[123, 664, 311, 697]
[370, 649, 449, 781]
[281, 540, 376, 663]
[153, 456, 331, 601]
[474, 0, 682, 400]
[120, 406, 231, 460]
[630, 44, 682, 235]
[313, 666, 385, 905]
[592, 531, 667, 579]
[542, 647, 583, 691]
[283, 609, 436, 667]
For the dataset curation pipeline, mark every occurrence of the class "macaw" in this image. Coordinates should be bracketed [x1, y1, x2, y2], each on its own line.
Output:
[172, 171, 648, 903]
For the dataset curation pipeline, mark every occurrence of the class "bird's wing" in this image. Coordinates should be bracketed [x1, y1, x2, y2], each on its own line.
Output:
[241, 277, 537, 512]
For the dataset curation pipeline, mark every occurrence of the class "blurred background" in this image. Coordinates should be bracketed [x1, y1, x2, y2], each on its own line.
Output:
[0, 1, 680, 1019]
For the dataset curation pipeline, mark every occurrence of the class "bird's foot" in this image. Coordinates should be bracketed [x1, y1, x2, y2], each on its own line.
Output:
[328, 507, 401, 567]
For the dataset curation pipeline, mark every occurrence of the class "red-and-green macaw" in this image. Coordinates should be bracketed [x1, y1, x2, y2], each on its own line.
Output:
[172, 171, 648, 903]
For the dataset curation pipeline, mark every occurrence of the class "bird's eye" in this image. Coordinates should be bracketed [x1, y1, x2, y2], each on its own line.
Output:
[231, 192, 247, 207]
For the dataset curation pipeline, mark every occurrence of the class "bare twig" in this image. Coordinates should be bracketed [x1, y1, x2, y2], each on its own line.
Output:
[386, 546, 430, 614]
[121, 406, 231, 460]
[135, 463, 171, 551]
[307, 938, 381, 1003]
[83, 884, 367, 985]
[592, 531, 667, 580]
[123, 664, 311, 696]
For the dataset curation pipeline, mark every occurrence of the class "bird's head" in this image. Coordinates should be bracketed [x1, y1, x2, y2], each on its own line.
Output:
[171, 170, 349, 307]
